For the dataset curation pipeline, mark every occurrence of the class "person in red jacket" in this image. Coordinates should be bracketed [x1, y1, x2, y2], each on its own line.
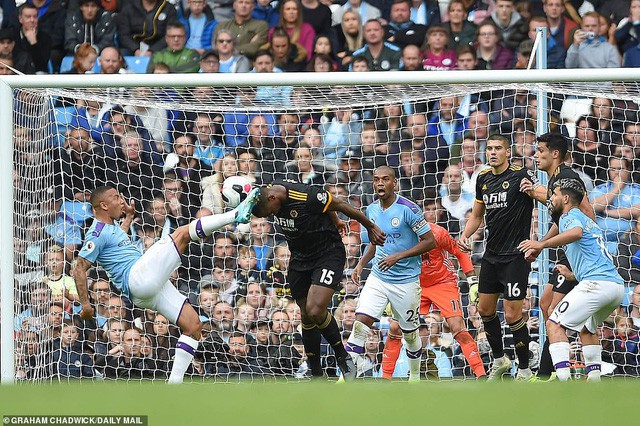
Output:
[381, 214, 487, 379]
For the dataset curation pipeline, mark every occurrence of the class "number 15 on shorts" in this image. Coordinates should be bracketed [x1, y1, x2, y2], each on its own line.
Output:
[320, 269, 334, 285]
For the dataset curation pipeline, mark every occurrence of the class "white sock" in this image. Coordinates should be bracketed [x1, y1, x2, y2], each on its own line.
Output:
[189, 210, 236, 240]
[345, 320, 370, 355]
[403, 330, 423, 381]
[582, 344, 602, 382]
[168, 334, 199, 384]
[549, 341, 571, 381]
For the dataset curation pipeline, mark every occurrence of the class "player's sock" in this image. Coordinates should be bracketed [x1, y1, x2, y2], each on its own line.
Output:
[188, 210, 236, 241]
[301, 322, 323, 376]
[455, 330, 487, 377]
[403, 329, 423, 381]
[538, 338, 554, 378]
[317, 312, 349, 359]
[168, 334, 199, 384]
[481, 313, 505, 359]
[582, 344, 602, 382]
[345, 320, 370, 355]
[508, 317, 531, 369]
[549, 341, 571, 381]
[381, 333, 402, 379]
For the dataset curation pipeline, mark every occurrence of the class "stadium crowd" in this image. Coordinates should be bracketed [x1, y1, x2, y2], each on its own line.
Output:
[6, 0, 640, 381]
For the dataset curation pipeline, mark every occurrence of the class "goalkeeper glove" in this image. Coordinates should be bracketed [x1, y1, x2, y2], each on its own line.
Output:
[467, 275, 479, 305]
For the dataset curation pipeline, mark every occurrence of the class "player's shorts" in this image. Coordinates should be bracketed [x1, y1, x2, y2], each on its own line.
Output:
[479, 255, 530, 301]
[549, 280, 624, 334]
[288, 250, 345, 301]
[128, 235, 187, 324]
[420, 282, 463, 318]
[550, 250, 578, 295]
[356, 274, 421, 331]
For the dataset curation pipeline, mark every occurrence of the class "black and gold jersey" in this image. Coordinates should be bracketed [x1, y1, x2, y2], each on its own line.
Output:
[547, 164, 587, 225]
[271, 180, 344, 264]
[475, 165, 538, 259]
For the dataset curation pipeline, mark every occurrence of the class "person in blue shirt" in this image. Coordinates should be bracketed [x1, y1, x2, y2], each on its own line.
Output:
[348, 165, 436, 381]
[72, 184, 259, 383]
[519, 178, 625, 382]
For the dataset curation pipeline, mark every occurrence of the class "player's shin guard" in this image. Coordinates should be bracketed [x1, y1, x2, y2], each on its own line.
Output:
[317, 312, 348, 359]
[381, 333, 402, 379]
[345, 320, 370, 355]
[582, 345, 602, 382]
[168, 334, 199, 384]
[455, 330, 486, 377]
[403, 330, 422, 381]
[549, 341, 571, 381]
[508, 318, 531, 369]
[481, 313, 505, 359]
[302, 322, 323, 376]
[188, 210, 235, 241]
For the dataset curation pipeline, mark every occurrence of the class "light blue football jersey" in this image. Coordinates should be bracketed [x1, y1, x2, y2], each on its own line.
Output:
[78, 220, 143, 298]
[559, 208, 623, 285]
[365, 195, 431, 284]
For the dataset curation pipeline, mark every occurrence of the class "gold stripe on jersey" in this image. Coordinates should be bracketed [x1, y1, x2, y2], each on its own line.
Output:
[475, 198, 484, 204]
[509, 165, 523, 171]
[288, 190, 308, 201]
[322, 192, 333, 213]
[478, 168, 492, 176]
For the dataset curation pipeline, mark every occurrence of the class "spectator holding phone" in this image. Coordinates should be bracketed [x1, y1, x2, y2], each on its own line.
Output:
[565, 12, 620, 69]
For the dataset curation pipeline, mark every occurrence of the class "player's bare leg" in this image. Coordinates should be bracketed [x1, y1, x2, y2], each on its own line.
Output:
[168, 301, 203, 384]
[303, 285, 355, 380]
[447, 316, 486, 378]
[381, 319, 403, 379]
[478, 292, 511, 380]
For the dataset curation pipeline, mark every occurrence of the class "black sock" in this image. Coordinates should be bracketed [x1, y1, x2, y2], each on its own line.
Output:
[509, 318, 531, 369]
[317, 312, 348, 359]
[302, 322, 323, 376]
[538, 338, 553, 377]
[481, 313, 505, 359]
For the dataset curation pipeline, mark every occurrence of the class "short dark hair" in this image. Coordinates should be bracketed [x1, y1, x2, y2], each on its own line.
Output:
[575, 115, 599, 132]
[351, 55, 371, 69]
[554, 178, 584, 205]
[90, 186, 116, 210]
[254, 50, 273, 62]
[456, 45, 476, 59]
[374, 165, 396, 178]
[487, 133, 510, 149]
[537, 132, 568, 160]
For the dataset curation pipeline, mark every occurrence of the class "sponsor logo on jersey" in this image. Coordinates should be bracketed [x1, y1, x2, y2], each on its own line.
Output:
[391, 217, 400, 227]
[275, 216, 297, 231]
[483, 192, 508, 209]
[83, 241, 96, 254]
[482, 184, 487, 190]
[317, 192, 328, 204]
[290, 210, 298, 218]
[118, 239, 132, 247]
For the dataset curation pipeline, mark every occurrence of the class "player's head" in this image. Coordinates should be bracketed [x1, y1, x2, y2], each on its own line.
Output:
[486, 134, 510, 168]
[536, 132, 568, 172]
[90, 185, 124, 219]
[550, 178, 584, 214]
[373, 166, 397, 201]
[252, 184, 281, 218]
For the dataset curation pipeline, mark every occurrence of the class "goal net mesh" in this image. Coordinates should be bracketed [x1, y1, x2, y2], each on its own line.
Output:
[11, 80, 640, 382]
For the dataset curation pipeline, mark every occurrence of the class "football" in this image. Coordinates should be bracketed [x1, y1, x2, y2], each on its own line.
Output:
[221, 175, 253, 208]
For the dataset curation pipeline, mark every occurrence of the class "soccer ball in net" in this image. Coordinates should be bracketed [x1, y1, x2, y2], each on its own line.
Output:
[222, 175, 253, 208]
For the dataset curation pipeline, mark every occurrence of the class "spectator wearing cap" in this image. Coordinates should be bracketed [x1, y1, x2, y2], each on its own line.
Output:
[443, 0, 477, 51]
[14, 3, 50, 74]
[64, 0, 116, 56]
[199, 49, 219, 72]
[384, 0, 427, 49]
[0, 27, 35, 73]
[488, 0, 528, 52]
[527, 16, 566, 69]
[147, 22, 200, 73]
[116, 0, 179, 57]
[422, 25, 456, 71]
[351, 19, 401, 71]
[179, 0, 217, 55]
[27, 0, 66, 72]
[566, 12, 621, 69]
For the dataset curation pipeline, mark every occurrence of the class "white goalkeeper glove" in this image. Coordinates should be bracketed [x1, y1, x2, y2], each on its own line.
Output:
[467, 275, 479, 306]
[163, 152, 180, 173]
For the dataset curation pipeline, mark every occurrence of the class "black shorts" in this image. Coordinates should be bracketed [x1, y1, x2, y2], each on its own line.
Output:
[288, 251, 346, 301]
[479, 255, 530, 301]
[550, 250, 578, 295]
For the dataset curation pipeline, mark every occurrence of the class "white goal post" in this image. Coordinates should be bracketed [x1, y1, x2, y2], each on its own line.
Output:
[2, 68, 640, 384]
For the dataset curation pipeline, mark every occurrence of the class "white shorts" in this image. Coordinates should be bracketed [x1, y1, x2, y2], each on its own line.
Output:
[549, 279, 624, 334]
[128, 235, 187, 324]
[356, 274, 421, 331]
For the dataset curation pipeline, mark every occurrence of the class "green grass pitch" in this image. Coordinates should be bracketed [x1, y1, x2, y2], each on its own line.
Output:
[1, 380, 638, 426]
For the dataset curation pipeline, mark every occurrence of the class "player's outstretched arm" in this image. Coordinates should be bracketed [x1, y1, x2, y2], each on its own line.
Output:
[72, 256, 95, 320]
[378, 231, 436, 272]
[458, 201, 485, 252]
[518, 227, 583, 253]
[352, 243, 377, 286]
[327, 197, 386, 245]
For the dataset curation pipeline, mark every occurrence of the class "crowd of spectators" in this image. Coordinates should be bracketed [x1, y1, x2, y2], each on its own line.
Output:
[8, 0, 640, 381]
